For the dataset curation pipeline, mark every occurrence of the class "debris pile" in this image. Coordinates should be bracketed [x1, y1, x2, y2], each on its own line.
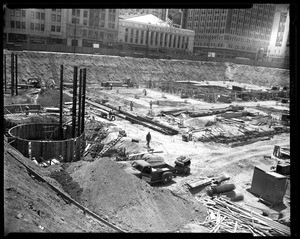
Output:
[198, 196, 290, 236]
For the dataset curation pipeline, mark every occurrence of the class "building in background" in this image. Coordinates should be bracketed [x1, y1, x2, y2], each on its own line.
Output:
[183, 4, 289, 62]
[119, 9, 165, 20]
[3, 8, 119, 47]
[118, 14, 195, 54]
[266, 4, 289, 63]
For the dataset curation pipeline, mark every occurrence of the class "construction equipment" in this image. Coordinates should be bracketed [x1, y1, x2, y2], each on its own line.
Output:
[126, 159, 174, 185]
[174, 156, 191, 175]
[271, 145, 290, 176]
[27, 78, 42, 88]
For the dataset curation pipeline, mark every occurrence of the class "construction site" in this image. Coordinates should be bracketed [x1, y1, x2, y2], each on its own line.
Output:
[4, 50, 291, 235]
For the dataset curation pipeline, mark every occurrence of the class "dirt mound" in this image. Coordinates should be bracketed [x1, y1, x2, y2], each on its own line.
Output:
[37, 88, 72, 107]
[70, 158, 207, 232]
[4, 142, 114, 233]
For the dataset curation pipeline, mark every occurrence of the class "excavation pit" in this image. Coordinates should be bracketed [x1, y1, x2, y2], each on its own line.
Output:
[8, 123, 85, 162]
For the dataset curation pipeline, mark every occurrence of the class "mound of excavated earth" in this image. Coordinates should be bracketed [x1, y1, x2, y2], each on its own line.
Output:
[69, 158, 207, 232]
[4, 142, 115, 233]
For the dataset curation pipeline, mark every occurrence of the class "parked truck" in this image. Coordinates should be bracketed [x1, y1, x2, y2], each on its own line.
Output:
[127, 159, 174, 184]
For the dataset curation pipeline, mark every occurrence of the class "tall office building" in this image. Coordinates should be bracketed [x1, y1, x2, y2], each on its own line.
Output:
[183, 4, 289, 60]
[3, 8, 119, 47]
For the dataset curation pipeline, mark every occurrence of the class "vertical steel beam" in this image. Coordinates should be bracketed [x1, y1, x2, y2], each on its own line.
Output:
[4, 54, 7, 92]
[15, 54, 18, 96]
[59, 65, 64, 140]
[72, 66, 78, 138]
[11, 53, 14, 96]
[81, 68, 87, 134]
[77, 69, 83, 137]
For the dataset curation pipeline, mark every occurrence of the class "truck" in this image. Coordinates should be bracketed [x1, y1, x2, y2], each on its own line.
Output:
[126, 159, 174, 185]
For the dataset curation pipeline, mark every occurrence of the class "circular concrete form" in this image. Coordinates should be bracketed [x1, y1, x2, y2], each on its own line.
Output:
[9, 123, 85, 162]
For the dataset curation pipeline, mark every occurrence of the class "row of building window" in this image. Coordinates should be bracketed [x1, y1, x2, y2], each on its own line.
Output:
[124, 28, 189, 49]
[10, 21, 26, 29]
[51, 14, 61, 22]
[10, 9, 26, 17]
[11, 21, 61, 32]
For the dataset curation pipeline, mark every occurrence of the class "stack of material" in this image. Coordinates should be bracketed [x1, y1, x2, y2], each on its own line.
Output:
[198, 196, 290, 236]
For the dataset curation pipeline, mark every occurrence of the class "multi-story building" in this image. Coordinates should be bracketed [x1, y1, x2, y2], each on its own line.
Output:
[118, 14, 195, 53]
[183, 4, 288, 60]
[266, 4, 289, 62]
[3, 8, 119, 47]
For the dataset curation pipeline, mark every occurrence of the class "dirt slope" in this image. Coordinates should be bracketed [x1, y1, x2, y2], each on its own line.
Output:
[4, 142, 115, 233]
[4, 50, 289, 88]
[68, 158, 207, 232]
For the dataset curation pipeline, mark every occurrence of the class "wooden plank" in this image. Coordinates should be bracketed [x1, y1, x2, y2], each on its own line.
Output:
[186, 178, 212, 189]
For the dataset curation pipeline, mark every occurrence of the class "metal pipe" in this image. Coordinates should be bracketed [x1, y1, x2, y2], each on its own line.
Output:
[11, 53, 14, 96]
[15, 54, 18, 96]
[72, 66, 78, 138]
[59, 65, 64, 140]
[81, 68, 87, 134]
[4, 54, 7, 92]
[77, 69, 83, 137]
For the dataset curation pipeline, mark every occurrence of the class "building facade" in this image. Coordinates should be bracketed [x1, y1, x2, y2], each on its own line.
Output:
[118, 14, 195, 53]
[3, 8, 119, 47]
[266, 4, 289, 62]
[183, 4, 289, 60]
[119, 9, 165, 20]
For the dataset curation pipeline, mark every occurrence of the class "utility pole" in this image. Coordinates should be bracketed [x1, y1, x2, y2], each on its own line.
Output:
[11, 53, 14, 96]
[4, 54, 7, 92]
[59, 65, 64, 140]
[15, 54, 18, 96]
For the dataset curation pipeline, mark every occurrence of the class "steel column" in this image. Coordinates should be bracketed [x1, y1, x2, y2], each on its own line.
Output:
[4, 54, 7, 92]
[81, 68, 87, 134]
[15, 54, 18, 96]
[77, 69, 83, 137]
[59, 65, 64, 139]
[72, 66, 78, 138]
[11, 53, 14, 96]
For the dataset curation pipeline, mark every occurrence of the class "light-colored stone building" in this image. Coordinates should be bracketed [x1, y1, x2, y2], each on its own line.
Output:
[118, 14, 195, 53]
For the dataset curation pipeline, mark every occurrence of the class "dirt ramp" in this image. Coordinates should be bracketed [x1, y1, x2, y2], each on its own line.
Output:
[71, 158, 206, 232]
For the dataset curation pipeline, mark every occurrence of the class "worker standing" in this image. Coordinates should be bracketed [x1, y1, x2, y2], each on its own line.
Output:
[146, 132, 151, 148]
[130, 101, 133, 111]
[150, 100, 153, 109]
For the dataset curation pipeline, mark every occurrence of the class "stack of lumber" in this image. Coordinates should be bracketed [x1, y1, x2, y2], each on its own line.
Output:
[198, 196, 290, 236]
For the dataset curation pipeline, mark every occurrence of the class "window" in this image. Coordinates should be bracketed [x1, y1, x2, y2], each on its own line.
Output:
[76, 9, 80, 17]
[84, 10, 88, 18]
[30, 23, 34, 30]
[16, 21, 20, 29]
[57, 9, 61, 12]
[72, 9, 76, 15]
[21, 22, 25, 29]
[10, 10, 15, 16]
[41, 24, 44, 31]
[52, 9, 56, 11]
[89, 30, 93, 36]
[56, 26, 61, 32]
[83, 29, 87, 36]
[22, 10, 26, 17]
[83, 19, 87, 26]
[57, 15, 61, 22]
[100, 22, 105, 28]
[15, 10, 21, 17]
[31, 11, 34, 19]
[35, 23, 40, 31]
[51, 14, 56, 21]
[10, 21, 15, 28]
[41, 12, 45, 20]
[51, 25, 56, 31]
[36, 12, 40, 19]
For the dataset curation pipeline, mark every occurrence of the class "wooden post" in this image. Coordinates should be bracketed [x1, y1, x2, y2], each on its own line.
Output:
[59, 65, 64, 140]
[72, 66, 78, 138]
